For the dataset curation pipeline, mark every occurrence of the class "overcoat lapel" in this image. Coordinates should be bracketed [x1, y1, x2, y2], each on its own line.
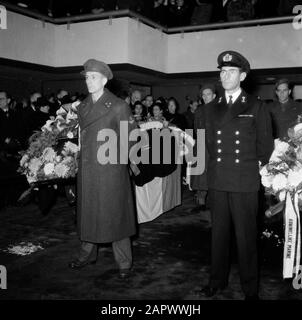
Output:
[80, 89, 112, 130]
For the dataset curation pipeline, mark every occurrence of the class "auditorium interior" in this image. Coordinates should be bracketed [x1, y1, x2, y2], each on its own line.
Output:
[0, 0, 302, 301]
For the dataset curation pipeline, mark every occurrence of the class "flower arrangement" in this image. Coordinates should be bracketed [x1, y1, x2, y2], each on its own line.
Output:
[260, 117, 302, 279]
[260, 118, 302, 206]
[18, 103, 80, 184]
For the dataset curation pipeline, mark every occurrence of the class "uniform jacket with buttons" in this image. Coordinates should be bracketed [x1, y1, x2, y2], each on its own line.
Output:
[199, 90, 273, 192]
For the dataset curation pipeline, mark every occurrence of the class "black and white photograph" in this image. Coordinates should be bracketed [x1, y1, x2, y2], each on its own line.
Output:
[0, 0, 302, 311]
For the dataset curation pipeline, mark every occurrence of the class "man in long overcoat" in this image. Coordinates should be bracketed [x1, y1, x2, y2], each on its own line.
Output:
[198, 51, 273, 299]
[69, 59, 137, 278]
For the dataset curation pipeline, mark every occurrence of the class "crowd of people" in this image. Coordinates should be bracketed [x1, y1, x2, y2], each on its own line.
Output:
[1, 77, 301, 201]
[17, 0, 301, 27]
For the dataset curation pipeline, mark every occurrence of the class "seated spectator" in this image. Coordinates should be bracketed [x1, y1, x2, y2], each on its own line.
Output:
[151, 0, 169, 25]
[226, 0, 256, 22]
[167, 0, 192, 27]
[91, 0, 117, 14]
[254, 0, 279, 18]
[165, 97, 187, 130]
[191, 0, 213, 25]
[277, 0, 301, 16]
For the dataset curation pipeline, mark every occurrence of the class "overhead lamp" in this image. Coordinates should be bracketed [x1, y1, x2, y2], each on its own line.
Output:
[17, 2, 28, 8]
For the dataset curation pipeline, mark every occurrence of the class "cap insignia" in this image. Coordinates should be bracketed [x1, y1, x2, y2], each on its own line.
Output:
[223, 54, 232, 62]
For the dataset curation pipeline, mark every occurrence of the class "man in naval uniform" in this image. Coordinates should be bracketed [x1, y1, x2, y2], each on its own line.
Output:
[69, 59, 137, 279]
[199, 51, 273, 299]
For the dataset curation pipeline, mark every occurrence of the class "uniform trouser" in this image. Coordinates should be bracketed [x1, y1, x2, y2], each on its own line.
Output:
[77, 237, 132, 270]
[208, 189, 259, 296]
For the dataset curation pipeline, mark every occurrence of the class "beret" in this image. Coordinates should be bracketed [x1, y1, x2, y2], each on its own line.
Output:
[217, 50, 250, 73]
[81, 59, 113, 80]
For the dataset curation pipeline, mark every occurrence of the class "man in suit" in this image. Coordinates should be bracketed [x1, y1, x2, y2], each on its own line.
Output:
[199, 51, 273, 300]
[69, 59, 137, 279]
[191, 83, 217, 211]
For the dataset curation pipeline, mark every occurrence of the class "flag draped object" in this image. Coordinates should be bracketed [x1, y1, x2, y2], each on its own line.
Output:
[136, 165, 181, 224]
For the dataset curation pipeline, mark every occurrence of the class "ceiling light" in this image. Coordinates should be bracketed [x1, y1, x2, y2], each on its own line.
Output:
[266, 77, 276, 81]
[17, 2, 28, 8]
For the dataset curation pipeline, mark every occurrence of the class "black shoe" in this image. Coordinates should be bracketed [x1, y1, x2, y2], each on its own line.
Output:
[245, 295, 259, 301]
[119, 268, 132, 279]
[199, 286, 219, 297]
[69, 258, 97, 269]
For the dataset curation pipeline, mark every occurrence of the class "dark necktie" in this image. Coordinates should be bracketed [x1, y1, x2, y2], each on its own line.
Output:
[228, 95, 233, 108]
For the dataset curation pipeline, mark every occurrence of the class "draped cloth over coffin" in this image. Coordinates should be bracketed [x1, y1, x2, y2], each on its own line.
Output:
[135, 165, 181, 224]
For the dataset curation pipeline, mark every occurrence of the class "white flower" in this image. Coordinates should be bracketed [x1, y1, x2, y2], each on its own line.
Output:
[66, 110, 78, 123]
[44, 163, 55, 175]
[42, 147, 56, 162]
[20, 154, 29, 167]
[278, 190, 286, 202]
[27, 175, 36, 184]
[270, 139, 290, 162]
[54, 163, 69, 178]
[67, 131, 74, 139]
[293, 123, 302, 133]
[28, 158, 42, 175]
[287, 167, 302, 190]
[272, 173, 288, 191]
[56, 106, 67, 116]
[71, 100, 81, 110]
[42, 118, 55, 132]
[260, 166, 274, 188]
[64, 141, 79, 154]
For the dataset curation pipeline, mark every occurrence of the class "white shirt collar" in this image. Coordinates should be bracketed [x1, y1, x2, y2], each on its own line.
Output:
[225, 88, 242, 104]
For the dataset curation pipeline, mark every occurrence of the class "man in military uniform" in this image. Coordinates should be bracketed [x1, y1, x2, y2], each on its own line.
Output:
[269, 78, 302, 140]
[199, 51, 273, 299]
[69, 59, 137, 279]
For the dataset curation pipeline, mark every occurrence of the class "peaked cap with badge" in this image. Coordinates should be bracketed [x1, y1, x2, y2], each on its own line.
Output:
[217, 50, 250, 73]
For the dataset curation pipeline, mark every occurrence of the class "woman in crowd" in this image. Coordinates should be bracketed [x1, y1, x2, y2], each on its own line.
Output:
[149, 102, 167, 123]
[165, 97, 187, 130]
[133, 100, 147, 124]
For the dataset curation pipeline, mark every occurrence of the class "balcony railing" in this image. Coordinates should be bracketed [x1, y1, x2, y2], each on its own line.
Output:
[0, 0, 295, 34]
